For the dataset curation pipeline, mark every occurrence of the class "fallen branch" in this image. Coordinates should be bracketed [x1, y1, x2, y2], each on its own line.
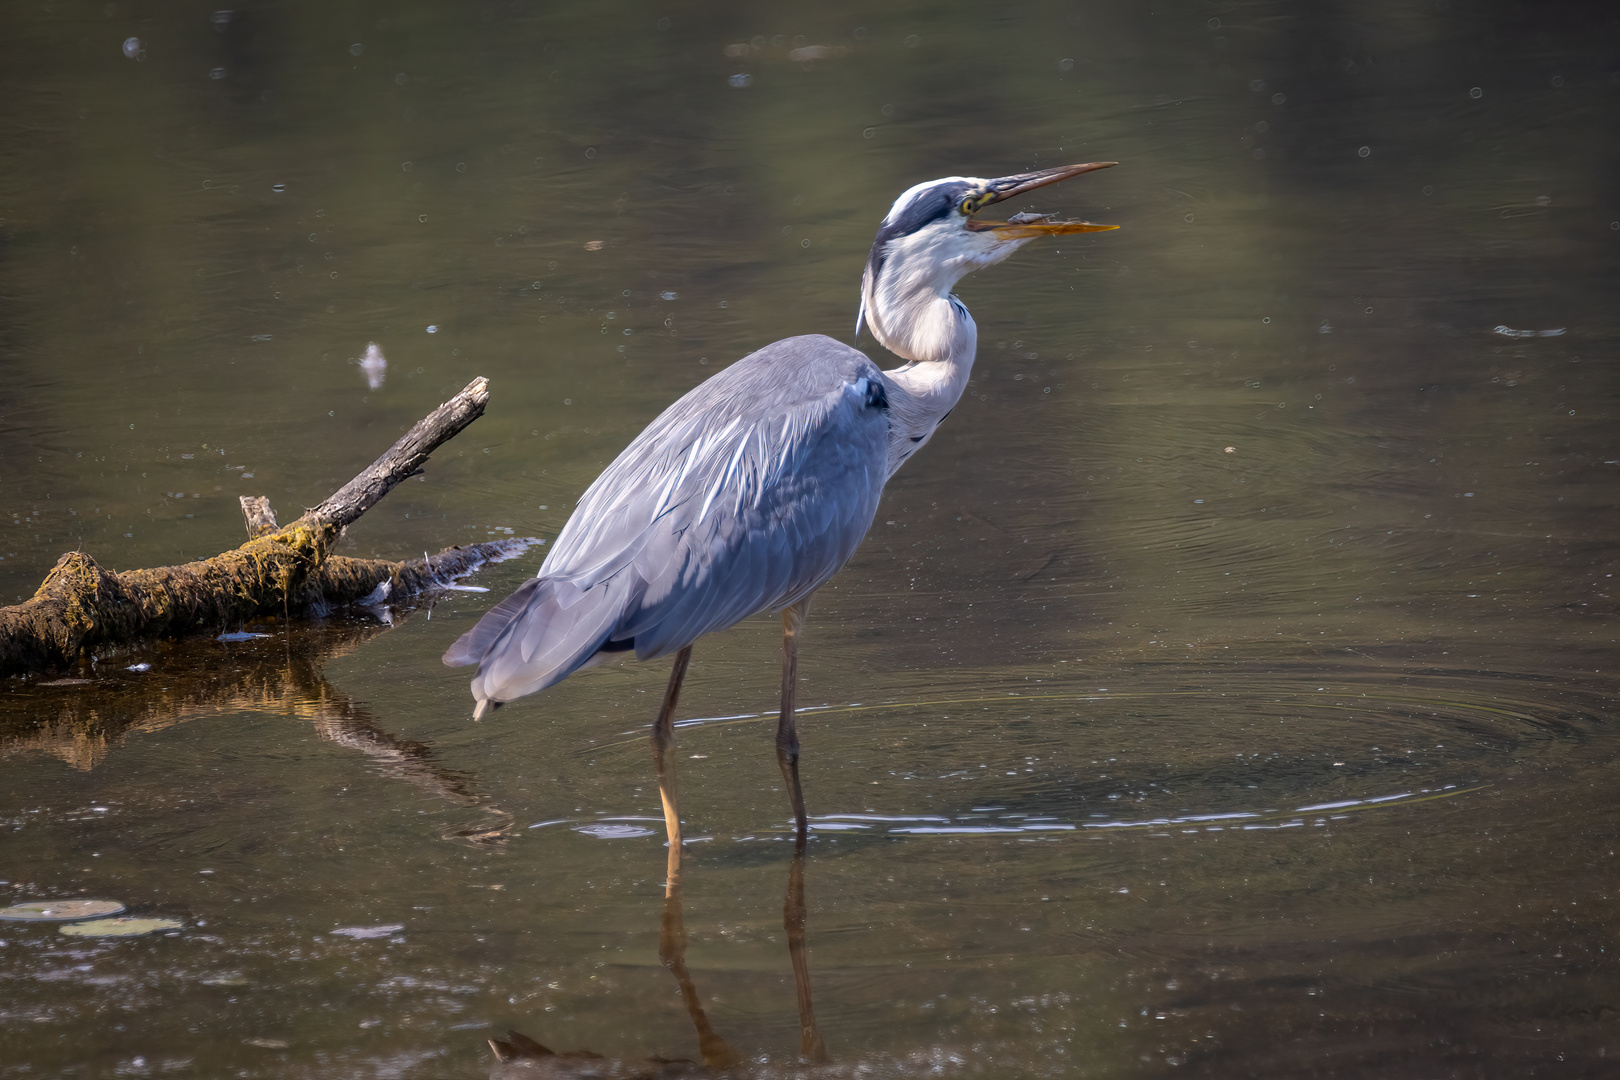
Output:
[0, 377, 527, 678]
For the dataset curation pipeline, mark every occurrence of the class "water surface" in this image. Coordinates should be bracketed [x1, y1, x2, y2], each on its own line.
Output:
[2, 1, 1617, 1076]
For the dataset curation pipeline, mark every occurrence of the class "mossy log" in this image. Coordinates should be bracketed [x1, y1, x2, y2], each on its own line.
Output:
[0, 377, 525, 677]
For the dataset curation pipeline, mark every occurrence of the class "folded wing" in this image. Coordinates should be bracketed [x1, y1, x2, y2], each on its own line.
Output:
[444, 335, 890, 707]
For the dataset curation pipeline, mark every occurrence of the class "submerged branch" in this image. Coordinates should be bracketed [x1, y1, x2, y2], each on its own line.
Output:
[0, 377, 520, 677]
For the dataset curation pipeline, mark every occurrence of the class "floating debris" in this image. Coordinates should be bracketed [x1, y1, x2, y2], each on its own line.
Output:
[359, 342, 387, 389]
[788, 45, 846, 61]
[60, 916, 184, 937]
[574, 822, 656, 839]
[1493, 325, 1566, 338]
[0, 899, 126, 922]
[330, 924, 405, 939]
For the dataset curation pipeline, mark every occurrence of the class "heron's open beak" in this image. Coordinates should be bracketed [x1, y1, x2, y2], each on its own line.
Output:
[967, 161, 1119, 238]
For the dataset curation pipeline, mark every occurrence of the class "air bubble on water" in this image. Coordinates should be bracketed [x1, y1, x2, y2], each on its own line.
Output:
[1357, 146, 1370, 158]
[728, 73, 753, 88]
[1249, 79, 1265, 92]
[121, 37, 142, 59]
[1271, 92, 1286, 104]
[349, 43, 365, 56]
[271, 183, 285, 193]
[661, 291, 677, 300]
[209, 67, 227, 80]
[1058, 58, 1075, 71]
[425, 325, 438, 333]
[1469, 86, 1482, 98]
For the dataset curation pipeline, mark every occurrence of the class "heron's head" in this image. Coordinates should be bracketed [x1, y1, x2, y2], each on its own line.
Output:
[858, 162, 1117, 359]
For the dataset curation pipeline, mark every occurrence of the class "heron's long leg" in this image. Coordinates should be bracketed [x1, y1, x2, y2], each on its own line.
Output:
[652, 645, 693, 890]
[659, 845, 743, 1069]
[784, 833, 828, 1062]
[776, 596, 814, 841]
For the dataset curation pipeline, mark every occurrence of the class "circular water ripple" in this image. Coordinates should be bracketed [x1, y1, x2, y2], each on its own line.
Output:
[586, 664, 1616, 847]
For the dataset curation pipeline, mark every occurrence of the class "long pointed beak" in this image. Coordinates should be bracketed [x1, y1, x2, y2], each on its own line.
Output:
[983, 161, 1117, 203]
[972, 161, 1119, 237]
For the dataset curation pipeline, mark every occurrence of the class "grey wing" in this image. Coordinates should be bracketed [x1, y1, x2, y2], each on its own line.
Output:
[444, 335, 890, 703]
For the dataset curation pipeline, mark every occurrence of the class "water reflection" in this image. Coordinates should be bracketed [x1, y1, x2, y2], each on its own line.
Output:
[0, 614, 512, 845]
[490, 838, 825, 1078]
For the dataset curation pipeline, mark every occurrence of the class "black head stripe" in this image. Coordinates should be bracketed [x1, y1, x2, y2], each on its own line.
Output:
[865, 180, 975, 284]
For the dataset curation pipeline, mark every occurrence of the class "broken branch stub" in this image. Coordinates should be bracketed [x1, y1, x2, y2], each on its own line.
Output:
[301, 376, 488, 538]
[239, 496, 279, 538]
[0, 377, 509, 677]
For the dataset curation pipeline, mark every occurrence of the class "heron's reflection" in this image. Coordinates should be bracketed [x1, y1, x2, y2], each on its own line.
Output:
[490, 744, 827, 1076]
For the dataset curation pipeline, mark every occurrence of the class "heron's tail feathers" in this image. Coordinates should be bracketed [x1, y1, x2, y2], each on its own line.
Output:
[444, 575, 630, 708]
[443, 577, 544, 668]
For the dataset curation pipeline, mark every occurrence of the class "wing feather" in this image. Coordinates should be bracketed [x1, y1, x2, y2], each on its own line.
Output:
[447, 334, 890, 704]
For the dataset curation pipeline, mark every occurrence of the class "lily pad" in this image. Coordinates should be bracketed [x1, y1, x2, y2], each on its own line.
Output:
[60, 916, 184, 937]
[0, 899, 126, 922]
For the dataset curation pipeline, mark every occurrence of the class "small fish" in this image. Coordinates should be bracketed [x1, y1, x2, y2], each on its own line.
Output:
[1005, 211, 1055, 225]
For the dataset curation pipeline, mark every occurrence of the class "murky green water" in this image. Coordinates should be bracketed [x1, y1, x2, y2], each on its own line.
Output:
[3, 1, 1618, 1076]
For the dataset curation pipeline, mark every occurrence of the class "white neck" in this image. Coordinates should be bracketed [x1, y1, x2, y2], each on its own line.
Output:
[870, 294, 978, 477]
[859, 214, 1039, 477]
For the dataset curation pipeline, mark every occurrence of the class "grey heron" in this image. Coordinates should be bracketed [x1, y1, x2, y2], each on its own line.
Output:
[445, 162, 1118, 844]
